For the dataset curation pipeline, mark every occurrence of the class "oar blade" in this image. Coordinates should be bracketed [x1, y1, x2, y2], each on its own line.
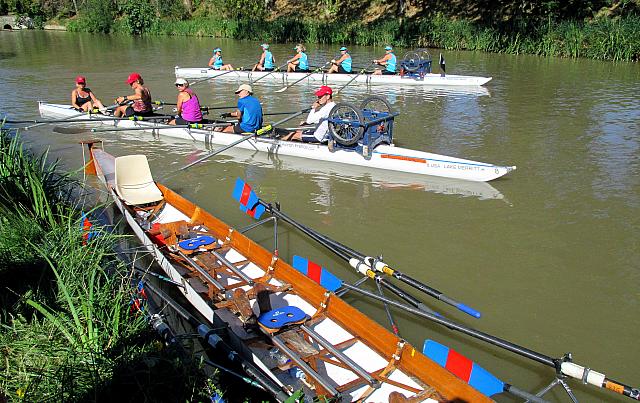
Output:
[292, 255, 342, 292]
[423, 339, 504, 397]
[232, 178, 265, 219]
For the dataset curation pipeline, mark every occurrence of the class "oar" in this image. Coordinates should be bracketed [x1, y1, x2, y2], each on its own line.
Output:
[376, 280, 400, 336]
[139, 280, 290, 400]
[190, 69, 240, 86]
[237, 186, 479, 318]
[8, 114, 170, 125]
[178, 108, 309, 171]
[275, 61, 332, 93]
[293, 262, 640, 402]
[334, 63, 374, 95]
[24, 103, 119, 129]
[251, 62, 288, 84]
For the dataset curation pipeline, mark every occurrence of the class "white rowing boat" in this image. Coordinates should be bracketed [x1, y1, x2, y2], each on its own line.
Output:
[174, 66, 492, 87]
[39, 102, 516, 182]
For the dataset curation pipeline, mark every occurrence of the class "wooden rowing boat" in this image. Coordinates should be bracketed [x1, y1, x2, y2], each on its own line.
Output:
[174, 66, 492, 87]
[40, 102, 516, 182]
[83, 141, 492, 402]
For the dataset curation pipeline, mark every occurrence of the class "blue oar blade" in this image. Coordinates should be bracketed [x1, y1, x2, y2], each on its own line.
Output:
[423, 339, 504, 397]
[292, 255, 342, 292]
[231, 178, 265, 220]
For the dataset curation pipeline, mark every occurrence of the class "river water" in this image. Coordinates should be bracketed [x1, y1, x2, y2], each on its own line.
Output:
[1, 31, 638, 402]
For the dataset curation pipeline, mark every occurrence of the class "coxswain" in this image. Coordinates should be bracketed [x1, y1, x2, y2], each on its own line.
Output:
[168, 78, 203, 126]
[252, 43, 275, 71]
[281, 85, 335, 143]
[327, 46, 352, 74]
[208, 48, 234, 71]
[287, 44, 309, 72]
[217, 84, 263, 134]
[114, 73, 153, 118]
[71, 76, 107, 113]
[373, 45, 397, 75]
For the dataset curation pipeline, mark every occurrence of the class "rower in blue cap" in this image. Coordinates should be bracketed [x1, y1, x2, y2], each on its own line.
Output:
[208, 47, 234, 71]
[252, 43, 276, 71]
[373, 45, 396, 75]
[327, 46, 352, 74]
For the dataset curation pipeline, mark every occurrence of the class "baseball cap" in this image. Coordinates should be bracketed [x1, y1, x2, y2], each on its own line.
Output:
[126, 72, 142, 85]
[339, 46, 347, 51]
[384, 45, 393, 51]
[235, 84, 253, 94]
[174, 78, 188, 86]
[213, 47, 222, 53]
[314, 85, 333, 97]
[75, 75, 86, 84]
[261, 43, 269, 49]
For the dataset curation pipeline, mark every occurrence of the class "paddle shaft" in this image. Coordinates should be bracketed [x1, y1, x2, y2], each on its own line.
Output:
[375, 280, 400, 336]
[275, 61, 333, 93]
[260, 203, 438, 316]
[335, 63, 374, 95]
[259, 201, 479, 318]
[24, 103, 119, 129]
[190, 69, 239, 86]
[179, 108, 308, 171]
[251, 62, 288, 84]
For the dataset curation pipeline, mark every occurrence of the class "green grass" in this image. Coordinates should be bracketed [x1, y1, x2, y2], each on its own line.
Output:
[0, 127, 212, 401]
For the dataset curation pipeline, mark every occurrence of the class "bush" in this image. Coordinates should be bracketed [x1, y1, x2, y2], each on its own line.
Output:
[67, 0, 115, 33]
[119, 0, 157, 34]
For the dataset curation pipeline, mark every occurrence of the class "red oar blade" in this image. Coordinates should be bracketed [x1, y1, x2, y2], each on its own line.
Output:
[231, 178, 265, 219]
[292, 255, 343, 292]
[423, 339, 504, 397]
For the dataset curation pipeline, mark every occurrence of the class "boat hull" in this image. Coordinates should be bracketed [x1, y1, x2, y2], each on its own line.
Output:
[40, 102, 515, 182]
[175, 66, 492, 87]
[87, 145, 493, 402]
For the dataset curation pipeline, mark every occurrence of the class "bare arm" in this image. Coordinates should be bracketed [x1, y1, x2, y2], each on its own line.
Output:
[176, 92, 189, 115]
[208, 57, 215, 67]
[71, 90, 80, 108]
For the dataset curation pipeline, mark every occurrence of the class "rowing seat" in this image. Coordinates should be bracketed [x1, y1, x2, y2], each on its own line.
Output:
[114, 155, 163, 205]
[258, 306, 308, 334]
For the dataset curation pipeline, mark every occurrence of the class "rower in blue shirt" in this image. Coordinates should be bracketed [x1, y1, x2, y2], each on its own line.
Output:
[327, 46, 352, 74]
[208, 48, 234, 71]
[217, 84, 263, 134]
[252, 43, 276, 71]
[287, 44, 309, 72]
[373, 45, 397, 75]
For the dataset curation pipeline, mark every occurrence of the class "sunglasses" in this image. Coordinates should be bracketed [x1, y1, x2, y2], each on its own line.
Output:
[175, 83, 185, 87]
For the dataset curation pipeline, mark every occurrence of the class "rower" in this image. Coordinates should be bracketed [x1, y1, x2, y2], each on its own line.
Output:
[216, 84, 263, 134]
[208, 48, 234, 71]
[168, 78, 203, 126]
[114, 73, 153, 118]
[327, 46, 352, 74]
[71, 76, 107, 114]
[281, 85, 335, 143]
[373, 45, 397, 75]
[287, 44, 309, 73]
[252, 43, 275, 72]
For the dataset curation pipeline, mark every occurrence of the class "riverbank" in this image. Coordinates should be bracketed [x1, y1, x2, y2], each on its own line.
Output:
[0, 127, 217, 401]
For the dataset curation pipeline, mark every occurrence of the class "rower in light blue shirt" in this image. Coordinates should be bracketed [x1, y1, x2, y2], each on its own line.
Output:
[373, 45, 397, 75]
[287, 44, 309, 72]
[208, 48, 234, 71]
[252, 43, 276, 71]
[328, 46, 352, 74]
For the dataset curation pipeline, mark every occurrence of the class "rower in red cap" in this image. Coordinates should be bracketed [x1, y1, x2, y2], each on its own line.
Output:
[70, 76, 107, 113]
[282, 85, 336, 143]
[114, 72, 153, 118]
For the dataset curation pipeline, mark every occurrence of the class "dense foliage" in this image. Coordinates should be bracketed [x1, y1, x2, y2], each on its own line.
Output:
[0, 128, 212, 401]
[2, 0, 639, 60]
